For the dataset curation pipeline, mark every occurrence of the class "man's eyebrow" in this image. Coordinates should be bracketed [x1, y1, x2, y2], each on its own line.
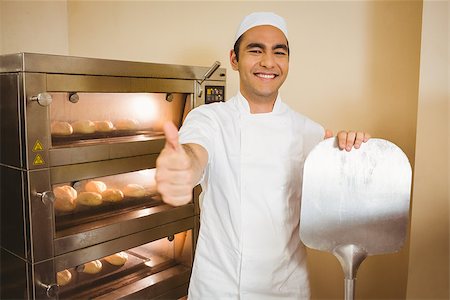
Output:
[273, 44, 289, 52]
[245, 43, 289, 52]
[246, 43, 265, 49]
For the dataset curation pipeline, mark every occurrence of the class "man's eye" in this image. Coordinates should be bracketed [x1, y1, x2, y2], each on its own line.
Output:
[275, 51, 287, 55]
[249, 49, 262, 53]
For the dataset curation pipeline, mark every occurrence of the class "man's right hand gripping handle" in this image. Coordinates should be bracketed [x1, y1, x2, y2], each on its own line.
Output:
[155, 122, 207, 206]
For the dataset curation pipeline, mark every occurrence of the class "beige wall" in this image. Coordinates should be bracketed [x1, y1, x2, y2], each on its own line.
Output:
[1, 0, 446, 298]
[0, 1, 2, 52]
[0, 0, 69, 55]
[406, 0, 449, 298]
[64, 0, 422, 158]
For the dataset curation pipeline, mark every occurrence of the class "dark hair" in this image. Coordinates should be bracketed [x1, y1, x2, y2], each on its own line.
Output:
[233, 35, 244, 62]
[233, 33, 290, 62]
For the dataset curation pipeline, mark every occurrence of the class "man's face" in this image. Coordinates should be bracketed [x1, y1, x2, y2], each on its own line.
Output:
[230, 25, 289, 105]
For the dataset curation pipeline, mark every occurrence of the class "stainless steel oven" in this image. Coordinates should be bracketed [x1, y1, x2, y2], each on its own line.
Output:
[0, 53, 226, 299]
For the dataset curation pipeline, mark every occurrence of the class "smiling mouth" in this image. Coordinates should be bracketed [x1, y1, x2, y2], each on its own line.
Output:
[255, 73, 277, 79]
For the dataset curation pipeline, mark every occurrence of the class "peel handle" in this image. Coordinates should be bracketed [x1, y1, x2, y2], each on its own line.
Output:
[344, 278, 355, 300]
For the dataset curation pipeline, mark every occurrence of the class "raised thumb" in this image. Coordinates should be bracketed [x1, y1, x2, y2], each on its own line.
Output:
[163, 122, 181, 151]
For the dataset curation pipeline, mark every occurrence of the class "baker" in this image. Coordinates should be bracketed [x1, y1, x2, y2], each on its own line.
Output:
[155, 12, 370, 299]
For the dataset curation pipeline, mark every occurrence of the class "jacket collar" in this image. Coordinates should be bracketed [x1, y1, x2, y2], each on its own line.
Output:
[236, 92, 284, 115]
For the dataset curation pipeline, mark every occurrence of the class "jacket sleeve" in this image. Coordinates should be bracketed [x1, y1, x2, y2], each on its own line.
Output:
[303, 118, 325, 156]
[179, 104, 219, 169]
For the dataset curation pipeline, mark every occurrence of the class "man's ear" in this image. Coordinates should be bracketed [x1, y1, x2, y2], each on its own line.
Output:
[230, 50, 239, 71]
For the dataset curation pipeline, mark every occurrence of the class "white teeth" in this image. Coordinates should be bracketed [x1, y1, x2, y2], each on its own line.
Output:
[256, 73, 276, 79]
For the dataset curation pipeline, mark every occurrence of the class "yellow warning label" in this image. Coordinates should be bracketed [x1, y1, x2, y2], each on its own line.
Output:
[33, 140, 44, 152]
[33, 154, 45, 165]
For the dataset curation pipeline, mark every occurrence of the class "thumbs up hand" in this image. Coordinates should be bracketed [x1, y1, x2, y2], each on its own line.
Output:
[155, 122, 199, 206]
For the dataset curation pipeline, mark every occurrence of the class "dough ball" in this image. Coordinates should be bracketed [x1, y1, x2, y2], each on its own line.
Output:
[76, 192, 103, 206]
[114, 119, 139, 130]
[81, 260, 102, 274]
[54, 185, 77, 201]
[122, 184, 146, 198]
[51, 121, 73, 136]
[94, 120, 114, 132]
[101, 188, 124, 202]
[53, 186, 77, 212]
[85, 180, 107, 193]
[71, 120, 96, 134]
[54, 197, 77, 213]
[56, 269, 72, 286]
[104, 251, 128, 266]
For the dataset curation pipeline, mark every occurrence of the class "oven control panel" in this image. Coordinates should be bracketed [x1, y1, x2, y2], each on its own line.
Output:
[205, 86, 225, 104]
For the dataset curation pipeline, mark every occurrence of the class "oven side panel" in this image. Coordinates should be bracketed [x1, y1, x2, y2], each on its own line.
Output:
[0, 248, 30, 299]
[1, 73, 25, 168]
[0, 165, 29, 259]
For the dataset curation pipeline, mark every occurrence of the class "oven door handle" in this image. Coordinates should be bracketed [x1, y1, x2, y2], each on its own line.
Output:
[34, 190, 55, 205]
[37, 280, 59, 298]
[29, 92, 53, 106]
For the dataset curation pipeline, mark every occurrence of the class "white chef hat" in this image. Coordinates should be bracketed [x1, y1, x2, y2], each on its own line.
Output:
[234, 12, 288, 44]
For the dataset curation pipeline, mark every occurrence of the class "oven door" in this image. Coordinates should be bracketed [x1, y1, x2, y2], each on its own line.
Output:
[21, 73, 197, 169]
[27, 156, 196, 262]
[33, 217, 198, 299]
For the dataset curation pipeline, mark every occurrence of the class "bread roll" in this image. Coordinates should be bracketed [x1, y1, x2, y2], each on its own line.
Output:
[85, 180, 107, 193]
[94, 120, 114, 132]
[56, 269, 72, 286]
[114, 119, 139, 130]
[81, 260, 102, 274]
[104, 252, 128, 266]
[76, 192, 103, 206]
[122, 184, 146, 198]
[53, 186, 77, 212]
[51, 121, 73, 136]
[71, 120, 96, 134]
[101, 188, 124, 202]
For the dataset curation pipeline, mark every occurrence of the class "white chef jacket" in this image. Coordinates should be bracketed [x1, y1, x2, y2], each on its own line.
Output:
[179, 92, 324, 300]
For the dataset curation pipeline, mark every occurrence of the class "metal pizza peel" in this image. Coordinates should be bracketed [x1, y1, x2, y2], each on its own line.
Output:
[300, 138, 412, 299]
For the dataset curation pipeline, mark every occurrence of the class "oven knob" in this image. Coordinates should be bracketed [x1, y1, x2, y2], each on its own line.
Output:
[69, 92, 79, 103]
[35, 191, 56, 205]
[165, 93, 174, 102]
[30, 92, 53, 106]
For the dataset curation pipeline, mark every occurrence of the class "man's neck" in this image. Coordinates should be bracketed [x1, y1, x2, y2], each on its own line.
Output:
[241, 92, 277, 114]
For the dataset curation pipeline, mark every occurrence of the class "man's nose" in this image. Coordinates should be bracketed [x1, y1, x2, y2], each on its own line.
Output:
[260, 53, 275, 68]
